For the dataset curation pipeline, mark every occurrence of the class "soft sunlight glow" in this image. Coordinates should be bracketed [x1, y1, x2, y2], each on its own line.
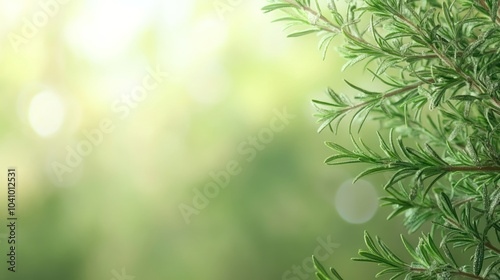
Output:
[192, 17, 228, 55]
[0, 0, 24, 29]
[28, 90, 65, 137]
[187, 62, 228, 105]
[161, 0, 193, 28]
[64, 0, 156, 62]
[335, 179, 378, 224]
[166, 16, 228, 71]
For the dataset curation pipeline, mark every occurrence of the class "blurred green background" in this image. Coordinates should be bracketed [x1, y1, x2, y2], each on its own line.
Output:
[0, 0, 409, 279]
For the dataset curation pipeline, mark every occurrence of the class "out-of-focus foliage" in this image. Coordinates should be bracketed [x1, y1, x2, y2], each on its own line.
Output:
[0, 0, 402, 279]
[265, 0, 500, 279]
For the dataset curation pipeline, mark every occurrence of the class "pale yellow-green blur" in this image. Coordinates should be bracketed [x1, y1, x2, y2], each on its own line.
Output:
[0, 1, 406, 279]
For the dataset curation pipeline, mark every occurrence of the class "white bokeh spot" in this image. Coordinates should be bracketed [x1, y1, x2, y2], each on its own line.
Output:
[335, 179, 378, 224]
[28, 90, 65, 137]
[64, 0, 157, 62]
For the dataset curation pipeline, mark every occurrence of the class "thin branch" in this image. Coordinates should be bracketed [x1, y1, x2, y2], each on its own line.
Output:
[282, 0, 376, 45]
[443, 166, 500, 172]
[445, 218, 500, 255]
[395, 14, 487, 94]
[340, 79, 434, 113]
[486, 241, 500, 254]
[282, 0, 340, 33]
[453, 197, 478, 207]
[394, 12, 500, 111]
[477, 0, 500, 25]
[411, 267, 487, 280]
[453, 271, 488, 280]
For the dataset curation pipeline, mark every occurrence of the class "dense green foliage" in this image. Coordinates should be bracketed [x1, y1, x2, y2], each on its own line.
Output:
[264, 0, 500, 279]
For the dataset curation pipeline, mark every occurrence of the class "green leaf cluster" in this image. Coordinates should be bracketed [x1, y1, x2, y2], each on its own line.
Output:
[264, 0, 500, 279]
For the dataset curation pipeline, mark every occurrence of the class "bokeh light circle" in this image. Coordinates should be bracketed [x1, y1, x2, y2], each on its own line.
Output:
[335, 179, 378, 224]
[28, 90, 65, 137]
